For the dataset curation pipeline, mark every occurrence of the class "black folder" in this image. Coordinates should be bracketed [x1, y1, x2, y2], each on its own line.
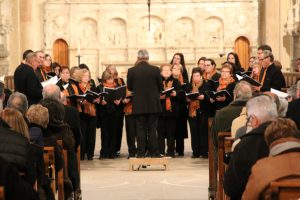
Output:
[66, 94, 94, 103]
[185, 92, 200, 100]
[237, 74, 261, 87]
[86, 90, 108, 98]
[103, 85, 127, 102]
[237, 71, 252, 76]
[205, 90, 231, 100]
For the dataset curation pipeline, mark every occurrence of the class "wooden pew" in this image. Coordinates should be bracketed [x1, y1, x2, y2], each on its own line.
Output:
[0, 186, 4, 200]
[43, 146, 56, 196]
[270, 180, 300, 200]
[56, 140, 65, 200]
[217, 132, 231, 200]
[208, 118, 216, 200]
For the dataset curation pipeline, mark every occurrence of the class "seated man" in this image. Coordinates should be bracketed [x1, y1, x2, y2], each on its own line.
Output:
[223, 95, 278, 200]
[242, 118, 300, 199]
[210, 81, 252, 190]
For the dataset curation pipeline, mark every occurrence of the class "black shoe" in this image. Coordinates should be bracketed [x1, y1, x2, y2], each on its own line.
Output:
[191, 154, 199, 158]
[87, 157, 93, 160]
[151, 153, 163, 158]
[177, 152, 184, 157]
[166, 153, 175, 158]
[136, 153, 145, 158]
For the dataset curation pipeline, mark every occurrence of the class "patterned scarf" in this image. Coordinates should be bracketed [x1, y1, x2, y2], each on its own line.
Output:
[123, 88, 133, 115]
[203, 69, 217, 81]
[78, 83, 96, 116]
[217, 76, 235, 91]
[163, 78, 173, 111]
[189, 82, 202, 117]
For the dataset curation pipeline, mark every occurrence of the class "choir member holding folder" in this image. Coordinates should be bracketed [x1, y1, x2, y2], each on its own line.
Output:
[77, 68, 99, 160]
[171, 63, 188, 156]
[57, 66, 80, 107]
[158, 64, 181, 157]
[98, 71, 122, 159]
[105, 65, 126, 157]
[210, 62, 236, 110]
[187, 68, 211, 158]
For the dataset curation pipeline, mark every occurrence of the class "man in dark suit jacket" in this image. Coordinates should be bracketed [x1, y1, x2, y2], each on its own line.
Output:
[14, 52, 43, 105]
[127, 49, 163, 157]
[256, 50, 286, 92]
[286, 80, 300, 129]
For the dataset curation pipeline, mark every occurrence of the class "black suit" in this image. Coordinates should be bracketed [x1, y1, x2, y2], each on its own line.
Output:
[286, 99, 300, 129]
[64, 105, 82, 151]
[127, 61, 163, 156]
[14, 63, 43, 105]
[259, 63, 286, 92]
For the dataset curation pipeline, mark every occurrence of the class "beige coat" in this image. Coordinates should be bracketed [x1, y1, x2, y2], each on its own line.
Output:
[242, 138, 300, 200]
[231, 107, 247, 138]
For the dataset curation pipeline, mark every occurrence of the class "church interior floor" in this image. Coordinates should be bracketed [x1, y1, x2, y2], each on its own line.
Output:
[80, 129, 209, 200]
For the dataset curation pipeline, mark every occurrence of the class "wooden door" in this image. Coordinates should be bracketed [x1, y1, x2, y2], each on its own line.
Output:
[234, 36, 250, 71]
[53, 39, 69, 67]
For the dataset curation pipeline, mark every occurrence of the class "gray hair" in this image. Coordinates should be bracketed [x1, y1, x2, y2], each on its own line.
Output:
[252, 59, 260, 67]
[137, 49, 149, 59]
[247, 95, 278, 123]
[287, 85, 297, 100]
[42, 84, 61, 100]
[25, 52, 37, 63]
[233, 81, 252, 100]
[278, 98, 288, 117]
[263, 50, 274, 62]
[7, 92, 28, 115]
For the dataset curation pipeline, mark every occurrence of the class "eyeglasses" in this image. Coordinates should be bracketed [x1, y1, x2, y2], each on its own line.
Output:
[263, 56, 269, 60]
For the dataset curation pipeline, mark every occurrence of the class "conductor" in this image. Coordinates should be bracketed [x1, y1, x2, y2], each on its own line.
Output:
[127, 49, 163, 158]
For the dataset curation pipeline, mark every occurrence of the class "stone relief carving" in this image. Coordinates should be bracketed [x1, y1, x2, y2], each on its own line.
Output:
[175, 17, 195, 45]
[203, 17, 224, 46]
[107, 18, 127, 46]
[80, 54, 98, 78]
[138, 16, 164, 45]
[79, 18, 98, 47]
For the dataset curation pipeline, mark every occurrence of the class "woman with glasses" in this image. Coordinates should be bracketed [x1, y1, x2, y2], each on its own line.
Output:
[210, 62, 236, 110]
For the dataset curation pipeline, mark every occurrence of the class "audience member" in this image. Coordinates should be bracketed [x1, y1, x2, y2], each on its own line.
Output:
[242, 118, 300, 199]
[6, 92, 28, 115]
[224, 95, 277, 200]
[286, 80, 300, 129]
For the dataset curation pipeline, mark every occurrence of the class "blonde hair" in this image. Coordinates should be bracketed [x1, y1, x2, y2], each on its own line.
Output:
[0, 108, 30, 140]
[26, 104, 49, 128]
[172, 63, 183, 73]
[74, 68, 90, 82]
[101, 70, 114, 83]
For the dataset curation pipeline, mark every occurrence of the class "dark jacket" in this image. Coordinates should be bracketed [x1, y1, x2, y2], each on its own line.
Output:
[214, 81, 236, 110]
[28, 123, 44, 147]
[286, 99, 300, 129]
[0, 119, 31, 173]
[260, 63, 286, 92]
[223, 122, 270, 200]
[127, 61, 163, 114]
[64, 105, 82, 150]
[14, 63, 43, 105]
[0, 157, 39, 200]
[160, 76, 181, 117]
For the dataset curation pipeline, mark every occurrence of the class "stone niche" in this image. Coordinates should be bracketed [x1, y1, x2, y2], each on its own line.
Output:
[44, 0, 259, 80]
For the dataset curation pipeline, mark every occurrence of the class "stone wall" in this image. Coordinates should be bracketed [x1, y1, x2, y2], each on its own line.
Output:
[43, 0, 259, 79]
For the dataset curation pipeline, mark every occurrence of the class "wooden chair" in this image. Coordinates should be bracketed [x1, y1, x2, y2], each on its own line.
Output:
[0, 186, 4, 200]
[56, 140, 65, 200]
[4, 75, 14, 91]
[283, 72, 300, 88]
[43, 146, 56, 196]
[269, 180, 300, 200]
[208, 118, 216, 200]
[217, 132, 231, 200]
